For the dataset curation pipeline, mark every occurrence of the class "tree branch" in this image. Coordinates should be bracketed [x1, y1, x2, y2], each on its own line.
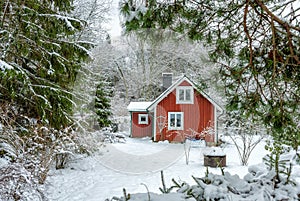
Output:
[1, 0, 10, 28]
[254, 0, 300, 32]
[243, 0, 253, 67]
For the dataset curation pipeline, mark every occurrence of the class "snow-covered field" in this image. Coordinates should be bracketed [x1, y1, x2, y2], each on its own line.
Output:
[44, 133, 299, 201]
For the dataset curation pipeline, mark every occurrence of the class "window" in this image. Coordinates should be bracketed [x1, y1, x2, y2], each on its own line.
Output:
[168, 112, 183, 130]
[176, 86, 193, 104]
[138, 114, 148, 124]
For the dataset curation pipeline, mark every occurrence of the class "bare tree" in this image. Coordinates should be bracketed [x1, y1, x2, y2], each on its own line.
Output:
[73, 0, 112, 42]
[223, 113, 266, 166]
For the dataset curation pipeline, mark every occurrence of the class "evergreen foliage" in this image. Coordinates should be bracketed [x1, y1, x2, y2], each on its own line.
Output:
[0, 1, 95, 197]
[120, 0, 300, 150]
[95, 81, 112, 128]
[0, 0, 91, 129]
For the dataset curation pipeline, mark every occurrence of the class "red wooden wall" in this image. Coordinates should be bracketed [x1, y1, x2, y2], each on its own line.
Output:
[131, 112, 152, 138]
[155, 81, 214, 142]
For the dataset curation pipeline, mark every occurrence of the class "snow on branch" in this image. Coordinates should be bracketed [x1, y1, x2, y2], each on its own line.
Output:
[38, 14, 84, 31]
[0, 60, 13, 71]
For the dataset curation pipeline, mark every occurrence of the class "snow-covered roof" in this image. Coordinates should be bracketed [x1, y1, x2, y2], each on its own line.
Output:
[127, 102, 152, 112]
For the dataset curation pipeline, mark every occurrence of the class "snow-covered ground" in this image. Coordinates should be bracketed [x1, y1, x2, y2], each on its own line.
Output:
[44, 132, 279, 201]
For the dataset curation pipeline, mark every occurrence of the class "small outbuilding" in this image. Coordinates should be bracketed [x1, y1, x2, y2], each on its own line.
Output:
[127, 74, 222, 144]
[127, 102, 153, 138]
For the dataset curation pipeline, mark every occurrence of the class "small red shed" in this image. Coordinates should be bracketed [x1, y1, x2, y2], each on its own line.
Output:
[127, 102, 153, 138]
[127, 75, 222, 145]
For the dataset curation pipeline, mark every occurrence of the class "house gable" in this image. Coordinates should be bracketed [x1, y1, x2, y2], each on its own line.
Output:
[147, 76, 222, 112]
[154, 84, 215, 141]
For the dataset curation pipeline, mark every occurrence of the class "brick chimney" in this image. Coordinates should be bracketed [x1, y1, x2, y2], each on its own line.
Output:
[162, 73, 173, 92]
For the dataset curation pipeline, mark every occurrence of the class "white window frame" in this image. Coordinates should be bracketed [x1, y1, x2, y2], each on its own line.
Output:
[168, 112, 184, 130]
[138, 114, 148, 124]
[176, 86, 194, 104]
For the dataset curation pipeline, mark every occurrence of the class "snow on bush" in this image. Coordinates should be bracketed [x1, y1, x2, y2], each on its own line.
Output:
[0, 103, 92, 198]
[181, 165, 299, 201]
[0, 163, 44, 201]
[108, 162, 300, 201]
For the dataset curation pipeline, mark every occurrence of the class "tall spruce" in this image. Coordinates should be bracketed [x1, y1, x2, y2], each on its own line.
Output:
[120, 0, 300, 150]
[0, 0, 90, 128]
[95, 81, 112, 128]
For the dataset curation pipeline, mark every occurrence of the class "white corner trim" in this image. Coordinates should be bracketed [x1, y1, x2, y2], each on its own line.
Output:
[214, 107, 218, 144]
[153, 106, 157, 141]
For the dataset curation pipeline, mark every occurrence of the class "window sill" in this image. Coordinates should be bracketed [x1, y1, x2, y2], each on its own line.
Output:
[168, 127, 183, 130]
[176, 101, 193, 104]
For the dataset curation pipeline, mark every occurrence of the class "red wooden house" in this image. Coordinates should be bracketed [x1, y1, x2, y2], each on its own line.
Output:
[127, 75, 222, 145]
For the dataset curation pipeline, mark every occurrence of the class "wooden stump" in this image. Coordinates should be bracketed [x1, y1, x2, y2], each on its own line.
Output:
[204, 154, 226, 167]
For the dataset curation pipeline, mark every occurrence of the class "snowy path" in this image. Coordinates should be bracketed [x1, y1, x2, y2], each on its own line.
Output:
[45, 136, 267, 201]
[98, 142, 184, 174]
[45, 138, 188, 200]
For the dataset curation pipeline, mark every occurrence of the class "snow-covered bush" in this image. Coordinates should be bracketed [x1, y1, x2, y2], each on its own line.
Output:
[264, 143, 300, 185]
[0, 103, 83, 181]
[108, 160, 300, 201]
[13, 122, 81, 182]
[177, 165, 299, 201]
[0, 163, 44, 201]
[0, 106, 26, 167]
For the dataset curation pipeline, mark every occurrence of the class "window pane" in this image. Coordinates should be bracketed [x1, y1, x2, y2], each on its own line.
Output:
[179, 89, 185, 101]
[176, 114, 181, 127]
[170, 114, 175, 127]
[185, 89, 191, 101]
[139, 114, 148, 124]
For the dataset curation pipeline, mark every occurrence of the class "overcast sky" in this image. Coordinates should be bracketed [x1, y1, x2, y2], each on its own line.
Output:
[105, 0, 122, 38]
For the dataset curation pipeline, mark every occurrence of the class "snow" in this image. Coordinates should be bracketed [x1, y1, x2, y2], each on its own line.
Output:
[98, 138, 184, 174]
[0, 60, 13, 71]
[43, 133, 297, 201]
[38, 14, 83, 30]
[0, 158, 9, 169]
[120, 192, 194, 201]
[274, 1, 300, 26]
[127, 102, 152, 112]
[203, 147, 226, 156]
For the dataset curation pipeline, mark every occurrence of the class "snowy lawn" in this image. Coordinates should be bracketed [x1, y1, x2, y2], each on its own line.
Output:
[44, 133, 299, 201]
